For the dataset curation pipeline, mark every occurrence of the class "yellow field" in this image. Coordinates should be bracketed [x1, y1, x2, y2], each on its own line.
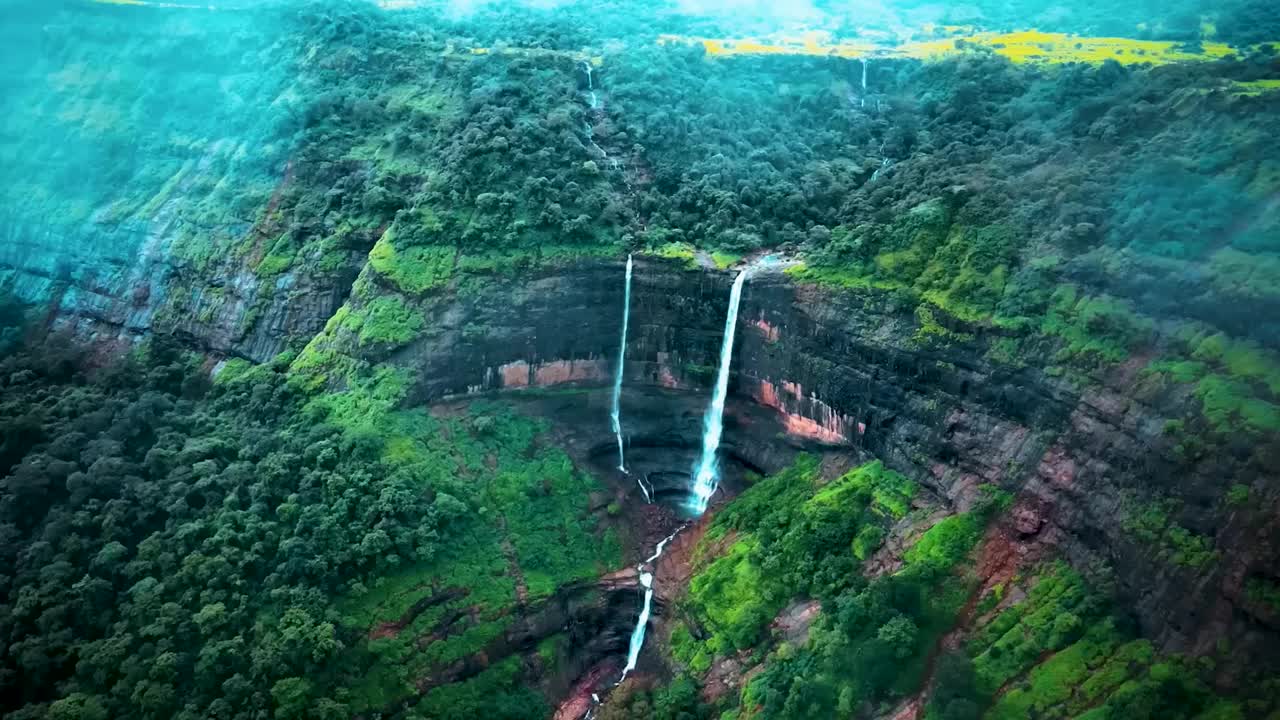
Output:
[658, 31, 882, 59]
[901, 30, 1236, 65]
[81, 0, 1278, 72]
[659, 29, 1256, 66]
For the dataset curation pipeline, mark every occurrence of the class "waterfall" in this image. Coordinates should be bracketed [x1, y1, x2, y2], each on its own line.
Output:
[582, 61, 599, 109]
[611, 256, 645, 500]
[618, 527, 684, 683]
[691, 271, 747, 515]
[861, 58, 869, 108]
[871, 157, 891, 182]
[871, 139, 892, 182]
[620, 571, 654, 676]
[584, 122, 614, 168]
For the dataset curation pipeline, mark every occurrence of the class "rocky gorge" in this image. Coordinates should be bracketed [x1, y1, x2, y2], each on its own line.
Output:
[3, 1, 1280, 717]
[14, 243, 1279, 701]
[325, 255, 1280, 683]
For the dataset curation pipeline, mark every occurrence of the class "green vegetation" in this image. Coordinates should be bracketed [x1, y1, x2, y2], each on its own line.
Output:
[648, 241, 699, 269]
[968, 563, 1103, 696]
[1226, 483, 1251, 506]
[594, 674, 711, 720]
[1144, 327, 1280, 437]
[1247, 577, 1280, 613]
[923, 562, 1276, 720]
[1039, 288, 1154, 368]
[672, 456, 1012, 717]
[1196, 375, 1280, 434]
[2, 0, 1279, 717]
[411, 657, 547, 720]
[735, 485, 1011, 717]
[0, 330, 617, 719]
[370, 237, 456, 295]
[683, 458, 918, 654]
[711, 252, 742, 270]
[1123, 497, 1218, 569]
[352, 296, 426, 347]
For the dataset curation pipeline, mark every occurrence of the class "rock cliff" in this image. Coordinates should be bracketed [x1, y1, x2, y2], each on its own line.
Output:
[313, 256, 1279, 683]
[18, 233, 1278, 681]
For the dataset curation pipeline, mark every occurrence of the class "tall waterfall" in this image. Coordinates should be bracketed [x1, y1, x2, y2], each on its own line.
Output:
[583, 61, 598, 109]
[618, 527, 684, 683]
[861, 58, 868, 108]
[691, 271, 747, 514]
[611, 256, 645, 499]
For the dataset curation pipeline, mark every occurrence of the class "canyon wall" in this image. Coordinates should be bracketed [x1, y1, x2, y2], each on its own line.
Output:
[365, 257, 1278, 683]
[14, 246, 1279, 682]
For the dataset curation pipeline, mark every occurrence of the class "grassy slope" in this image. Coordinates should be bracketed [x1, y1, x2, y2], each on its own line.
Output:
[664, 458, 1273, 719]
[222, 359, 622, 715]
[313, 396, 622, 714]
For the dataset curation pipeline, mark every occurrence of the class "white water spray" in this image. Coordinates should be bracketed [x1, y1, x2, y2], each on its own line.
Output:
[618, 527, 684, 682]
[691, 271, 747, 515]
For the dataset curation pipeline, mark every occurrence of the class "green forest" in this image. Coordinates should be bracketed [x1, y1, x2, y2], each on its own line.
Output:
[2, 0, 1279, 718]
[0, 332, 620, 719]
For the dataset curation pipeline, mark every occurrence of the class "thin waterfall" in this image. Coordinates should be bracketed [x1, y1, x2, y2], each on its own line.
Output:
[871, 157, 891, 181]
[871, 139, 892, 182]
[610, 256, 646, 500]
[584, 122, 613, 167]
[691, 271, 748, 515]
[621, 572, 653, 678]
[861, 58, 868, 108]
[618, 527, 684, 683]
[582, 61, 598, 109]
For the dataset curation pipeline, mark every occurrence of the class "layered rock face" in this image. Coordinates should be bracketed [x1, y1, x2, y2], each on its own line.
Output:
[23, 247, 1278, 680]
[363, 257, 1278, 681]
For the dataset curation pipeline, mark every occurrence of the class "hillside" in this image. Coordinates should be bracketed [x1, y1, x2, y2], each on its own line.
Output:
[1, 1, 1279, 719]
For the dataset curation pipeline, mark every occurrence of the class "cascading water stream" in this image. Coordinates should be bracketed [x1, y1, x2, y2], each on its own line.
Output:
[861, 58, 868, 108]
[618, 526, 684, 682]
[610, 256, 648, 500]
[871, 157, 891, 181]
[690, 270, 748, 515]
[584, 526, 685, 719]
[582, 61, 598, 109]
[871, 139, 892, 182]
[583, 122, 616, 169]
